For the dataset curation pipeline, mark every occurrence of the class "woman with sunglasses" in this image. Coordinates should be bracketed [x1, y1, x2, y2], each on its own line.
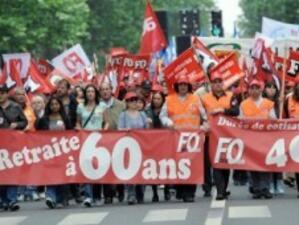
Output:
[118, 92, 149, 205]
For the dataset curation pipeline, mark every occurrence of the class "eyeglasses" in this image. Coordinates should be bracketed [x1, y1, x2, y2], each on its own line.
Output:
[127, 97, 138, 102]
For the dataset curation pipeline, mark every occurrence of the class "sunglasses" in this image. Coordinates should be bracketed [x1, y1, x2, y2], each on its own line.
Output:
[127, 97, 138, 102]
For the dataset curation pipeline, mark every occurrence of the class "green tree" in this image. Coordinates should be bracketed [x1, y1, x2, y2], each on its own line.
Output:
[239, 0, 299, 37]
[0, 0, 89, 58]
[84, 0, 214, 55]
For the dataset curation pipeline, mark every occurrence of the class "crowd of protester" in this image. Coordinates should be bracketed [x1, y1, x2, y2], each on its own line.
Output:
[1, 73, 299, 212]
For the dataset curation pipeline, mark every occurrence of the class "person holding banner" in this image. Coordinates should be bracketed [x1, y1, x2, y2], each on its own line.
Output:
[284, 76, 299, 198]
[100, 82, 126, 204]
[35, 96, 72, 209]
[201, 74, 239, 201]
[55, 79, 82, 203]
[76, 84, 108, 207]
[0, 84, 28, 211]
[145, 87, 171, 202]
[13, 88, 40, 202]
[118, 91, 150, 205]
[263, 80, 285, 195]
[159, 75, 209, 202]
[239, 79, 276, 199]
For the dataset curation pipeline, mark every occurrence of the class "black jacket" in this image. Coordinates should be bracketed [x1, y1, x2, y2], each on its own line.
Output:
[0, 100, 28, 130]
[66, 95, 78, 129]
[35, 116, 72, 130]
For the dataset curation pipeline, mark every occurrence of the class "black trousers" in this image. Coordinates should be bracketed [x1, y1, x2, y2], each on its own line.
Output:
[213, 169, 230, 195]
[202, 136, 212, 193]
[176, 185, 197, 198]
[296, 173, 299, 192]
[103, 184, 124, 198]
[251, 171, 271, 191]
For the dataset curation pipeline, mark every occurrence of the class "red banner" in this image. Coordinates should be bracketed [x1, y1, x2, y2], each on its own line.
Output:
[210, 115, 299, 172]
[163, 48, 205, 93]
[0, 130, 204, 185]
[210, 53, 244, 89]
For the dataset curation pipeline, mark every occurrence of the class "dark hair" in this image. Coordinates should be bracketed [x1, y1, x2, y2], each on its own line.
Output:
[45, 96, 70, 125]
[137, 97, 146, 111]
[74, 85, 84, 98]
[83, 84, 100, 105]
[174, 83, 192, 93]
[151, 91, 165, 109]
[263, 81, 279, 101]
[57, 79, 71, 90]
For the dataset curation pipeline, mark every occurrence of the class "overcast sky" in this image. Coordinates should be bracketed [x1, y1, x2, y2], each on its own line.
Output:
[215, 0, 243, 37]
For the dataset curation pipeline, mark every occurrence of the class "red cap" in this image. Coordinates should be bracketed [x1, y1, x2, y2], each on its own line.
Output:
[151, 84, 163, 92]
[210, 73, 223, 82]
[249, 79, 264, 88]
[124, 92, 137, 100]
[176, 75, 190, 84]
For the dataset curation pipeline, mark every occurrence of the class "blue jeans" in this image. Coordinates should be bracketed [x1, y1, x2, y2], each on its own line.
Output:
[82, 184, 93, 199]
[0, 186, 18, 206]
[127, 185, 144, 201]
[46, 185, 66, 204]
[18, 186, 38, 198]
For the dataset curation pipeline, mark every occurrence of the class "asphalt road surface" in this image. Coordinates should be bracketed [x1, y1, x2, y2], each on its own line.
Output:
[0, 183, 298, 225]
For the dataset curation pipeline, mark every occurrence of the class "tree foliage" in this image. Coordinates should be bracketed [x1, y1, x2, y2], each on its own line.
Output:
[239, 0, 299, 37]
[84, 0, 214, 55]
[0, 0, 214, 60]
[0, 0, 89, 57]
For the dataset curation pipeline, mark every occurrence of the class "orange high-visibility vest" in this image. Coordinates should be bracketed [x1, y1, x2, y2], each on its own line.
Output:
[201, 91, 233, 120]
[167, 93, 201, 129]
[240, 97, 274, 118]
[287, 96, 299, 118]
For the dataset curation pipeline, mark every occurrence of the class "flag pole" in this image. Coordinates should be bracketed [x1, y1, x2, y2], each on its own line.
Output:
[279, 42, 287, 119]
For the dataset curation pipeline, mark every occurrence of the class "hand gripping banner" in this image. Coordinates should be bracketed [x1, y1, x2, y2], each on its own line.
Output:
[0, 130, 204, 185]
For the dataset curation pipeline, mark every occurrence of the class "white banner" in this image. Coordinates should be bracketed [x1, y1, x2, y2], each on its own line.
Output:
[2, 53, 31, 78]
[262, 17, 299, 39]
[51, 44, 91, 77]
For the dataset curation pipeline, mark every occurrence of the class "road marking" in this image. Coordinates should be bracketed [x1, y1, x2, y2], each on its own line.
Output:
[210, 189, 226, 209]
[205, 189, 225, 225]
[143, 209, 188, 222]
[228, 206, 271, 218]
[205, 208, 224, 225]
[0, 216, 27, 225]
[57, 212, 108, 225]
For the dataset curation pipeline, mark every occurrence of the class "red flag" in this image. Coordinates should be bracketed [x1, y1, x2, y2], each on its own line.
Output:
[192, 36, 219, 74]
[0, 60, 23, 90]
[37, 59, 52, 77]
[139, 1, 167, 54]
[24, 61, 53, 94]
[210, 53, 244, 89]
[163, 48, 205, 93]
